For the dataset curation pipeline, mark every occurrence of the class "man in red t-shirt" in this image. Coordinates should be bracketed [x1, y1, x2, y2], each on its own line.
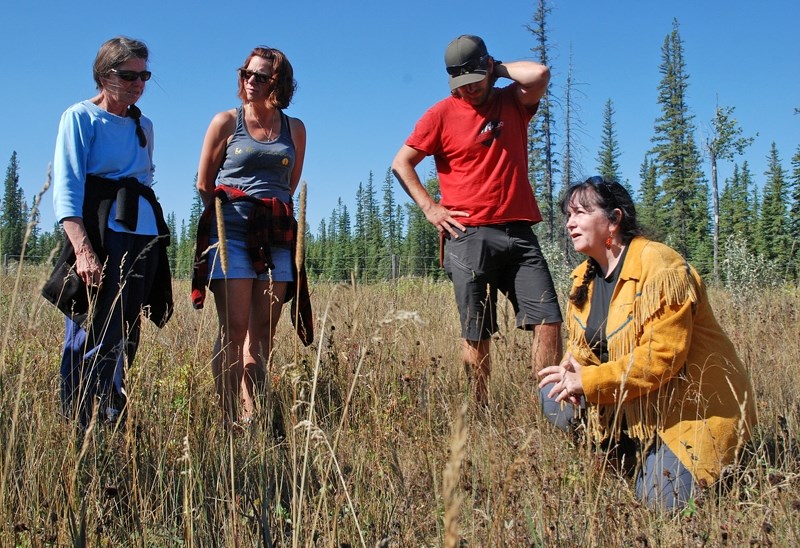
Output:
[392, 34, 563, 406]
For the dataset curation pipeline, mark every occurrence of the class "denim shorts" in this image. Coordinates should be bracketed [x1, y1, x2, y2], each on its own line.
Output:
[443, 223, 562, 340]
[206, 238, 294, 282]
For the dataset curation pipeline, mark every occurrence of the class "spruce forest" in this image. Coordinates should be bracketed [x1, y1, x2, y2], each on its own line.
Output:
[2, 19, 798, 285]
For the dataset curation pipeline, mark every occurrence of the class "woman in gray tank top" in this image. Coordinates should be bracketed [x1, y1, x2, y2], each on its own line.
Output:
[196, 46, 307, 425]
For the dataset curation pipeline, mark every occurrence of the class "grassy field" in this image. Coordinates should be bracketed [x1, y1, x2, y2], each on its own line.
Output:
[1, 264, 799, 546]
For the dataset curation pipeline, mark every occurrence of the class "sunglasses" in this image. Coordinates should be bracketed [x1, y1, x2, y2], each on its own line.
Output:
[110, 68, 152, 82]
[446, 55, 489, 77]
[238, 68, 271, 84]
[584, 176, 624, 206]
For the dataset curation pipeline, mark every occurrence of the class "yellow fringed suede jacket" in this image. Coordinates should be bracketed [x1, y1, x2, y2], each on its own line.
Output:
[566, 236, 757, 485]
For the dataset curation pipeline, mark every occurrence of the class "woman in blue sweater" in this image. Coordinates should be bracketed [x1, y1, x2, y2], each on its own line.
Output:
[44, 36, 172, 427]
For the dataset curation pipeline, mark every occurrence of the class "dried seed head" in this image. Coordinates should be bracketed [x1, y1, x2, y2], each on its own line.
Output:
[295, 181, 307, 273]
[214, 197, 228, 275]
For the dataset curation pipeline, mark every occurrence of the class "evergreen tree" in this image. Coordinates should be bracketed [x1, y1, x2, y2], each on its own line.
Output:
[175, 177, 204, 278]
[26, 195, 41, 261]
[367, 172, 389, 279]
[789, 146, 800, 278]
[394, 201, 406, 274]
[636, 154, 662, 238]
[353, 181, 367, 278]
[364, 171, 383, 279]
[329, 199, 352, 281]
[719, 164, 753, 245]
[306, 219, 328, 279]
[650, 20, 707, 266]
[597, 98, 622, 184]
[705, 105, 754, 280]
[178, 220, 189, 275]
[404, 173, 440, 276]
[750, 183, 760, 251]
[40, 222, 65, 263]
[352, 172, 385, 280]
[1, 151, 25, 261]
[718, 166, 736, 241]
[526, 0, 557, 240]
[166, 212, 178, 274]
[686, 176, 713, 274]
[326, 207, 339, 280]
[381, 167, 399, 278]
[734, 161, 756, 247]
[758, 142, 789, 265]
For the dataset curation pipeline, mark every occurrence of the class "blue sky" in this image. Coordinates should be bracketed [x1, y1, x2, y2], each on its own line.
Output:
[1, 1, 798, 235]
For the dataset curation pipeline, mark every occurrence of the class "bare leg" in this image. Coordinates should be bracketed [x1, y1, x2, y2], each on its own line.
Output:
[241, 280, 288, 421]
[462, 338, 492, 406]
[241, 330, 263, 422]
[210, 278, 254, 424]
[531, 322, 563, 373]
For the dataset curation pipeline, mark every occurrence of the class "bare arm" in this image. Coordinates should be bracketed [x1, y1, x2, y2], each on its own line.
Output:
[391, 144, 468, 236]
[492, 59, 550, 109]
[288, 116, 307, 195]
[62, 217, 103, 286]
[196, 110, 236, 206]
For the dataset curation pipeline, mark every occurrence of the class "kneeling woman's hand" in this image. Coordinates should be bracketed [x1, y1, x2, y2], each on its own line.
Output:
[538, 352, 584, 405]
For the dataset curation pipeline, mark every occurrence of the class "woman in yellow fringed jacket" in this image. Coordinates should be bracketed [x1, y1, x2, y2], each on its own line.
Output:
[538, 176, 756, 510]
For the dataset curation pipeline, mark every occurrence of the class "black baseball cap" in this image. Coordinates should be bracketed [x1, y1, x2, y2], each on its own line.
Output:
[444, 35, 489, 91]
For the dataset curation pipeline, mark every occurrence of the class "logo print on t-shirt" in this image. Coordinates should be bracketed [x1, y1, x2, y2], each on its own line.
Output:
[477, 120, 503, 146]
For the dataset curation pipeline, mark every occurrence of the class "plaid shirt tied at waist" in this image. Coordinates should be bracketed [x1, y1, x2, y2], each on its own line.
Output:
[191, 184, 313, 345]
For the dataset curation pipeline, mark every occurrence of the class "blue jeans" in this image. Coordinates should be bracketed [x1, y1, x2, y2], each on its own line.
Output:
[539, 384, 697, 510]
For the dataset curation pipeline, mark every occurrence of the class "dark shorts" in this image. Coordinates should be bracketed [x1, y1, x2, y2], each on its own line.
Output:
[443, 223, 563, 341]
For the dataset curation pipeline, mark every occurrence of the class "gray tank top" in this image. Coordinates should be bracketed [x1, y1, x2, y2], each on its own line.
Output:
[214, 106, 296, 240]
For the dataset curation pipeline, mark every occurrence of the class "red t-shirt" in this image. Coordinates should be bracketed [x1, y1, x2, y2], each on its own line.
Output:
[405, 84, 542, 225]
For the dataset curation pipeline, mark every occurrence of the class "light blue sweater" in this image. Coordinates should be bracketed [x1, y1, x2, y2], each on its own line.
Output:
[52, 100, 158, 234]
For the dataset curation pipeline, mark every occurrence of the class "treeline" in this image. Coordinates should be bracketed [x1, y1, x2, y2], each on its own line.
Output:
[0, 151, 64, 266]
[3, 10, 799, 284]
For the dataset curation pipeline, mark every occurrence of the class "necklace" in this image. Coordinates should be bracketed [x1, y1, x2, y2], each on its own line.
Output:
[249, 104, 276, 141]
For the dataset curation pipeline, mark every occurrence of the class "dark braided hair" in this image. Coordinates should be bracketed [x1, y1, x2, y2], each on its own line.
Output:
[569, 258, 600, 309]
[127, 104, 147, 148]
[560, 176, 642, 308]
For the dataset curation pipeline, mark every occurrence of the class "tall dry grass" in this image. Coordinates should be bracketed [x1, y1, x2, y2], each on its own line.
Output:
[1, 261, 799, 545]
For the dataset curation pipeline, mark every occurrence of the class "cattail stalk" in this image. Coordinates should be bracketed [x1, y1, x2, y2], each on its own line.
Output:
[214, 197, 228, 275]
[295, 181, 307, 274]
[443, 404, 468, 548]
